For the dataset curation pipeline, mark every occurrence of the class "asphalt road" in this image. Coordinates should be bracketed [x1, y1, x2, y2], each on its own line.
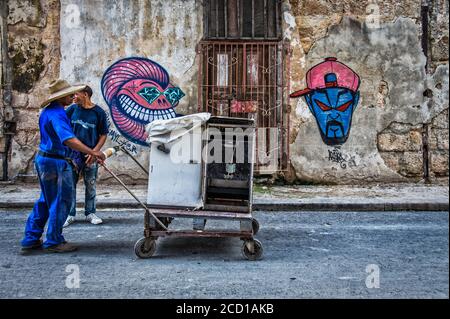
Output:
[0, 210, 448, 299]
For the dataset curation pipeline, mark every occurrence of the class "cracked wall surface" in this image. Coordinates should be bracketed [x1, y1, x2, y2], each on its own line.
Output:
[59, 0, 203, 183]
[1, 0, 448, 184]
[2, 0, 61, 181]
[287, 0, 449, 184]
[429, 108, 449, 177]
[2, 0, 203, 183]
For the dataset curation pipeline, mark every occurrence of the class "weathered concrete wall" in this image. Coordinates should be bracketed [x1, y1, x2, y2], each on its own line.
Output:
[430, 0, 449, 71]
[1, 0, 61, 181]
[2, 0, 448, 185]
[59, 0, 203, 183]
[286, 0, 449, 184]
[0, 2, 7, 178]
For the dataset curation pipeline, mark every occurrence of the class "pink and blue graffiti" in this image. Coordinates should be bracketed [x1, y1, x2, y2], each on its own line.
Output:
[101, 57, 184, 146]
[290, 57, 360, 146]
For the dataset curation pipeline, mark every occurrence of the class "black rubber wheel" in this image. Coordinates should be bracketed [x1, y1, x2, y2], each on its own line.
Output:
[134, 237, 156, 258]
[252, 218, 260, 235]
[241, 239, 263, 261]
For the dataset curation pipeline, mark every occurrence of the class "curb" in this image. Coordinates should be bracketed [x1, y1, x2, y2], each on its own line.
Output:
[1, 201, 448, 211]
[254, 202, 449, 211]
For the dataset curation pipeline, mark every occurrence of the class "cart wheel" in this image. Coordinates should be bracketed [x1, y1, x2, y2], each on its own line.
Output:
[241, 239, 263, 261]
[134, 237, 156, 258]
[252, 218, 260, 235]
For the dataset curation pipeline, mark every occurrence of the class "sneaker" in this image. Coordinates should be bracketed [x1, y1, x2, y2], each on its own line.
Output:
[63, 216, 76, 228]
[45, 242, 78, 253]
[86, 213, 103, 225]
[20, 240, 43, 255]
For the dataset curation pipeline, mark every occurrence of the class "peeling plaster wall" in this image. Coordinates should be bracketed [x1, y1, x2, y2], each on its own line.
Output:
[287, 0, 449, 184]
[2, 0, 448, 185]
[3, 0, 61, 181]
[59, 0, 203, 183]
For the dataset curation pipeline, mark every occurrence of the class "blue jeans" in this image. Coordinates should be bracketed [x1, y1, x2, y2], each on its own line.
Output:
[21, 155, 73, 248]
[69, 163, 98, 216]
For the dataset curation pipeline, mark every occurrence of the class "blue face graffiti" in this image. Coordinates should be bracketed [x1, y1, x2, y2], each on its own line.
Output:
[290, 58, 361, 146]
[305, 85, 360, 145]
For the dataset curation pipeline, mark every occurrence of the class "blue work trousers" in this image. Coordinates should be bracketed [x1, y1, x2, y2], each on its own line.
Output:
[21, 155, 73, 248]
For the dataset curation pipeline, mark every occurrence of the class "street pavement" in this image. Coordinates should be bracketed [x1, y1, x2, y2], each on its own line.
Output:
[0, 209, 448, 299]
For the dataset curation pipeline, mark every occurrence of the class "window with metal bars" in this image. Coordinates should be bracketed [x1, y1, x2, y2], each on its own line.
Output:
[204, 0, 281, 40]
[197, 41, 291, 173]
[200, 0, 289, 174]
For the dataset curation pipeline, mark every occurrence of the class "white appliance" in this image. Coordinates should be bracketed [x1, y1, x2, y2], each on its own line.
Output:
[145, 113, 210, 208]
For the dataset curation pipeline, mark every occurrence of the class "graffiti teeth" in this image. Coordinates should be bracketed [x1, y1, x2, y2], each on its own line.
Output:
[118, 94, 176, 124]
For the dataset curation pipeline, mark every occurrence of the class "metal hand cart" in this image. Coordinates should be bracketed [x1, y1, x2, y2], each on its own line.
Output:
[103, 115, 262, 260]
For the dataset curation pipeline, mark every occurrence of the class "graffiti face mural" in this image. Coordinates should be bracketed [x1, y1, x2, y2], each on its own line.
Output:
[290, 57, 360, 145]
[101, 57, 184, 146]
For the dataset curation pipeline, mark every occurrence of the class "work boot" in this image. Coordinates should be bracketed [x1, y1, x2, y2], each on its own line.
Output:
[45, 242, 78, 253]
[86, 213, 103, 225]
[63, 215, 76, 228]
[20, 240, 43, 255]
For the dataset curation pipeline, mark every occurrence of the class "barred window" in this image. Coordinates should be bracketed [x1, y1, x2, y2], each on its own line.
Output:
[204, 0, 281, 40]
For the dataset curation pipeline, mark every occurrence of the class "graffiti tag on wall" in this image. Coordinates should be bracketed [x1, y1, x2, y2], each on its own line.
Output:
[101, 57, 185, 146]
[327, 147, 357, 169]
[104, 111, 139, 155]
[290, 57, 360, 146]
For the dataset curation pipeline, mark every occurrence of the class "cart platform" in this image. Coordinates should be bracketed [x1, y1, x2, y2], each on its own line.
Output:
[134, 206, 262, 260]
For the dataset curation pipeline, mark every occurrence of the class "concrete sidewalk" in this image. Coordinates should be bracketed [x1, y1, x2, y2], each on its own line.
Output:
[0, 182, 448, 211]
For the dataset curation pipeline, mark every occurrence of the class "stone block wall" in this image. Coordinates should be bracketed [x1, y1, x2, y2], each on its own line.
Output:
[0, 0, 448, 184]
[1, 0, 61, 181]
[287, 0, 449, 184]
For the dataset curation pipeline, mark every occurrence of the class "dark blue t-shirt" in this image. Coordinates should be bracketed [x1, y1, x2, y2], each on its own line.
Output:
[39, 101, 75, 157]
[66, 104, 109, 149]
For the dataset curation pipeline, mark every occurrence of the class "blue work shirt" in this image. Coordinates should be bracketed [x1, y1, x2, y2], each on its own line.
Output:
[39, 101, 75, 157]
[66, 104, 109, 149]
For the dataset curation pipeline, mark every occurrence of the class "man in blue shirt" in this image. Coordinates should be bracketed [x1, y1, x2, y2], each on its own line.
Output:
[21, 79, 106, 254]
[64, 85, 109, 227]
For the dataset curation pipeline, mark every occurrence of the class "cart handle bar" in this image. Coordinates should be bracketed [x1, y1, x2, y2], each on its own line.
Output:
[100, 162, 168, 231]
[119, 146, 149, 175]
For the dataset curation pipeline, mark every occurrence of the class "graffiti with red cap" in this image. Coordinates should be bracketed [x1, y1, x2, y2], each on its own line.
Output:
[290, 57, 361, 145]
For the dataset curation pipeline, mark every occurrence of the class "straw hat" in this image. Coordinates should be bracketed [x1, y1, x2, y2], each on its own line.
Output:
[40, 79, 86, 108]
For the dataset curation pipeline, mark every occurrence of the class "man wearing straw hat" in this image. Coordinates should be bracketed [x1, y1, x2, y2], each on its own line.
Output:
[20, 79, 106, 254]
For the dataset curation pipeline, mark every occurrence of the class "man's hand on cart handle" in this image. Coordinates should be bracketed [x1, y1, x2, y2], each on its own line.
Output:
[90, 150, 105, 164]
[85, 150, 106, 165]
[86, 151, 105, 165]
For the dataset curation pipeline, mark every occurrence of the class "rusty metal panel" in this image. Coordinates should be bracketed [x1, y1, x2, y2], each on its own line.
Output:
[204, 0, 280, 40]
[150, 230, 253, 238]
[203, 204, 250, 213]
[227, 0, 238, 38]
[150, 207, 253, 220]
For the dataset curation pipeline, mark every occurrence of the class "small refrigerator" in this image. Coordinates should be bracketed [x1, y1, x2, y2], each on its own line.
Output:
[146, 114, 207, 209]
